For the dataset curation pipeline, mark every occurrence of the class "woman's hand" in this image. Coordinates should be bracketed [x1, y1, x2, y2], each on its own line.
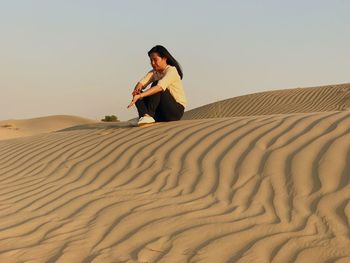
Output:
[127, 94, 142, 108]
[132, 84, 143, 96]
[132, 89, 141, 96]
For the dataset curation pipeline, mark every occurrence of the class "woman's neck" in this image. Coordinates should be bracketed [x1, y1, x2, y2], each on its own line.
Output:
[157, 64, 169, 73]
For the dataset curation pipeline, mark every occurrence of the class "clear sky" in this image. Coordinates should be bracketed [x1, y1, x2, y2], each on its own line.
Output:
[1, 0, 349, 121]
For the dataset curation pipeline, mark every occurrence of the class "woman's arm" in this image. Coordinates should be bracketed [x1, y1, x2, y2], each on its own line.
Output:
[132, 69, 154, 95]
[132, 82, 144, 95]
[127, 85, 163, 108]
[140, 85, 163, 98]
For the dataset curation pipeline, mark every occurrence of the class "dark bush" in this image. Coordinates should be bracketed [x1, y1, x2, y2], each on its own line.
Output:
[101, 115, 119, 122]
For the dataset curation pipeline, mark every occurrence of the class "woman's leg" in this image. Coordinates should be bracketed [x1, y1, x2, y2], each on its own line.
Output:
[135, 96, 149, 118]
[156, 89, 185, 121]
[135, 81, 161, 118]
[135, 81, 184, 121]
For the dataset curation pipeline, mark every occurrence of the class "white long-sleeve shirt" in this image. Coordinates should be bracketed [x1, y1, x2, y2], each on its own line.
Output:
[138, 65, 187, 107]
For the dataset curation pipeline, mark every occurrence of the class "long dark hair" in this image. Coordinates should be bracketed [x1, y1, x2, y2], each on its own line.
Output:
[148, 45, 183, 79]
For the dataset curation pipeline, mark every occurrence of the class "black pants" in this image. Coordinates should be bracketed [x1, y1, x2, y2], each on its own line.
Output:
[135, 81, 185, 122]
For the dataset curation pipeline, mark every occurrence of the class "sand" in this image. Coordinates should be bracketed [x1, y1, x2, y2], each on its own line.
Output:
[183, 83, 350, 119]
[0, 115, 97, 141]
[0, 84, 349, 262]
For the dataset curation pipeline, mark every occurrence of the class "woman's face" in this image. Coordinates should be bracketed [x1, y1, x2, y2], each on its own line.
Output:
[149, 52, 167, 72]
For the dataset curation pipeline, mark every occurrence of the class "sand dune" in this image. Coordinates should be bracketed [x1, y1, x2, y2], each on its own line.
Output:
[0, 85, 350, 262]
[183, 83, 350, 119]
[0, 115, 97, 141]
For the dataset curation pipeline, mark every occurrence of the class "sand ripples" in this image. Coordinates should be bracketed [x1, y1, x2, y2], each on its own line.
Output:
[183, 84, 350, 119]
[0, 111, 350, 262]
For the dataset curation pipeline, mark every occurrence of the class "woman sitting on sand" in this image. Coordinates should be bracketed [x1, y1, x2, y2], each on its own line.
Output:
[127, 45, 187, 126]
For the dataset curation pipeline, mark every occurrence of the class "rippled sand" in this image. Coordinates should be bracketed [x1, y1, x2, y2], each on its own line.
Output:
[0, 84, 350, 262]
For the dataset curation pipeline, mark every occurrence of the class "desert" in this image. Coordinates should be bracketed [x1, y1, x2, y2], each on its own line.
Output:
[0, 83, 349, 262]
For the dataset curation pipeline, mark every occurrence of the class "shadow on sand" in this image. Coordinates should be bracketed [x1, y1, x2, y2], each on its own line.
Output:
[55, 121, 135, 132]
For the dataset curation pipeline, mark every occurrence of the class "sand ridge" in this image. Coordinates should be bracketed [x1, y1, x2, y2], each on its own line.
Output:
[0, 115, 97, 141]
[183, 83, 350, 119]
[0, 84, 350, 262]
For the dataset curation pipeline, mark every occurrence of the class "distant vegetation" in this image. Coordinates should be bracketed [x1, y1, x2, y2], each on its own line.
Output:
[101, 115, 119, 122]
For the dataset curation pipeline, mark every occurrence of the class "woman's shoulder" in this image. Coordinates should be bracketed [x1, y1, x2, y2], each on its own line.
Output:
[164, 65, 180, 76]
[165, 65, 176, 71]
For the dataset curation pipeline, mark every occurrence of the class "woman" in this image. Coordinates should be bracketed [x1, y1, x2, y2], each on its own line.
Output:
[127, 45, 187, 126]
